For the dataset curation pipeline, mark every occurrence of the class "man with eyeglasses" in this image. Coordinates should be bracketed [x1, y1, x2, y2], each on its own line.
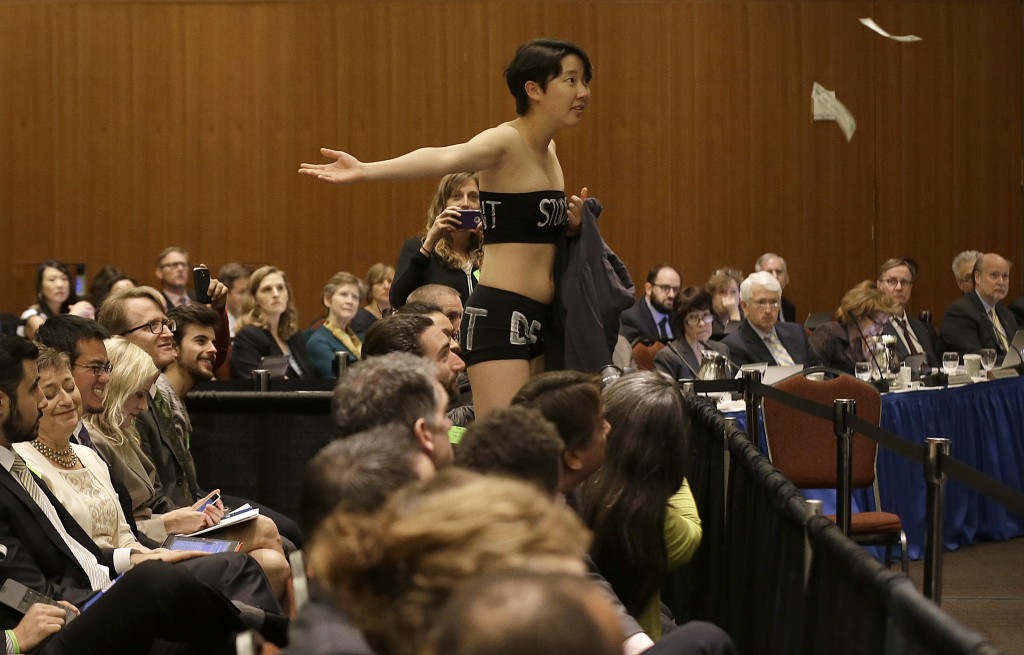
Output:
[876, 258, 938, 369]
[941, 252, 1018, 357]
[619, 264, 681, 344]
[722, 272, 815, 368]
[754, 253, 797, 323]
[154, 246, 196, 308]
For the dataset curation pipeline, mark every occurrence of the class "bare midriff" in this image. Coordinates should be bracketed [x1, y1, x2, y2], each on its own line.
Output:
[478, 242, 556, 304]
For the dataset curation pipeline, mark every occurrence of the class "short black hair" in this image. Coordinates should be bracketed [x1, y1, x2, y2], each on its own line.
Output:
[505, 39, 592, 116]
[167, 303, 220, 347]
[0, 335, 39, 404]
[456, 407, 564, 496]
[300, 424, 421, 536]
[35, 315, 110, 363]
[362, 314, 434, 359]
[646, 264, 673, 285]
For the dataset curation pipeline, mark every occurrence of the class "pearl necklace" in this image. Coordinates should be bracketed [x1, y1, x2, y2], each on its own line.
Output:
[31, 439, 80, 469]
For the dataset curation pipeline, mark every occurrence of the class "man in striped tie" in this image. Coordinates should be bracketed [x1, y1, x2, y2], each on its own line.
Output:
[940, 253, 1018, 358]
[722, 272, 816, 368]
[876, 258, 939, 370]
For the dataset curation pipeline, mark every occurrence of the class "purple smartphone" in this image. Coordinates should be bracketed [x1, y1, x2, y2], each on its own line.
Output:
[456, 209, 482, 230]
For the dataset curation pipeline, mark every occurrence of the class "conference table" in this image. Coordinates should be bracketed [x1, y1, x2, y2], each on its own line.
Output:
[728, 375, 1024, 559]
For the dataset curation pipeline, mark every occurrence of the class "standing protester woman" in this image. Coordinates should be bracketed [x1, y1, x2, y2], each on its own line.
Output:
[390, 173, 484, 309]
[302, 39, 593, 416]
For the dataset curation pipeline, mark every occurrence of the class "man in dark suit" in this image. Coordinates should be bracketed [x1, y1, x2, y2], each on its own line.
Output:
[754, 253, 797, 323]
[876, 258, 939, 369]
[619, 264, 680, 344]
[940, 253, 1018, 357]
[722, 272, 814, 368]
[0, 335, 279, 654]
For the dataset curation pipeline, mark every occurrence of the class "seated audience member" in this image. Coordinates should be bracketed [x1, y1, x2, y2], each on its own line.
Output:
[87, 337, 291, 602]
[0, 335, 282, 654]
[619, 264, 681, 344]
[19, 260, 94, 340]
[231, 265, 313, 379]
[809, 281, 900, 376]
[407, 283, 465, 334]
[286, 427, 427, 655]
[705, 268, 743, 340]
[154, 246, 194, 308]
[306, 271, 365, 379]
[951, 249, 982, 294]
[310, 470, 590, 655]
[876, 258, 939, 368]
[654, 288, 731, 380]
[217, 262, 252, 338]
[754, 253, 796, 323]
[363, 313, 465, 407]
[333, 352, 453, 472]
[455, 406, 564, 494]
[391, 173, 483, 309]
[351, 262, 395, 334]
[722, 272, 815, 367]
[427, 569, 622, 655]
[581, 372, 701, 639]
[940, 252, 1018, 357]
[89, 265, 136, 311]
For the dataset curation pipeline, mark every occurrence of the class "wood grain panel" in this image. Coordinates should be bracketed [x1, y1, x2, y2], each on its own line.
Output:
[0, 0, 1020, 331]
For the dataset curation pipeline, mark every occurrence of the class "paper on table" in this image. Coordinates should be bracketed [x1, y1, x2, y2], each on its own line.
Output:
[811, 83, 857, 142]
[190, 504, 260, 536]
[859, 18, 922, 43]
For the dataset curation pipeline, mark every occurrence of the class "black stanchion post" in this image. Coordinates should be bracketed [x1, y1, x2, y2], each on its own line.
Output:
[742, 369, 762, 450]
[833, 398, 856, 536]
[924, 437, 951, 604]
[251, 369, 270, 392]
[804, 499, 823, 589]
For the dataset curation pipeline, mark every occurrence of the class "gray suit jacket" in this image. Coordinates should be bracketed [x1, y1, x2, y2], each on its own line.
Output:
[137, 381, 201, 508]
[721, 320, 815, 367]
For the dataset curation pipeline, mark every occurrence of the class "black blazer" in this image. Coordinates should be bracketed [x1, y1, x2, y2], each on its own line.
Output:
[653, 338, 731, 380]
[136, 386, 202, 509]
[390, 237, 478, 308]
[780, 296, 797, 323]
[231, 325, 313, 379]
[1009, 294, 1024, 329]
[882, 314, 939, 368]
[940, 292, 1019, 356]
[619, 298, 664, 343]
[721, 320, 816, 367]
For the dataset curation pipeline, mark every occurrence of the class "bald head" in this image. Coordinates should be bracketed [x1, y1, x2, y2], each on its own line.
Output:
[974, 253, 1011, 306]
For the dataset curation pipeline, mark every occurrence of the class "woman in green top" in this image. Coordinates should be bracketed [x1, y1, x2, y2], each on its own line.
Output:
[581, 371, 702, 639]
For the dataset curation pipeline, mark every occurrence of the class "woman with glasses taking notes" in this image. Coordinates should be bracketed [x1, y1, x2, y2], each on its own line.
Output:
[654, 287, 731, 380]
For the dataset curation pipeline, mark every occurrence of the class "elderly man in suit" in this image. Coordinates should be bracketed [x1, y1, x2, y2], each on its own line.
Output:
[940, 253, 1018, 357]
[722, 272, 814, 368]
[619, 264, 681, 344]
[876, 258, 939, 369]
[754, 253, 797, 323]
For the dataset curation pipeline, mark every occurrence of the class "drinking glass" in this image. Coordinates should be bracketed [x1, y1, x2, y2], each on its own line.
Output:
[942, 352, 959, 375]
[980, 348, 997, 372]
[854, 361, 872, 382]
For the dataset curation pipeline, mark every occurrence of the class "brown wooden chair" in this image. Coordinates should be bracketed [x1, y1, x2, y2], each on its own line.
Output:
[762, 372, 909, 572]
[631, 337, 666, 371]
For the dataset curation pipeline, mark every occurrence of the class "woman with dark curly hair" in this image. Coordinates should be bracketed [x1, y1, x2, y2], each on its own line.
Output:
[654, 287, 730, 380]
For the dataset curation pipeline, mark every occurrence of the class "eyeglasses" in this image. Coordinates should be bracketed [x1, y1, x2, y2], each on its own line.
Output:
[159, 261, 189, 270]
[72, 362, 113, 376]
[121, 318, 176, 336]
[686, 312, 714, 326]
[881, 278, 913, 288]
[751, 300, 781, 310]
[652, 284, 680, 295]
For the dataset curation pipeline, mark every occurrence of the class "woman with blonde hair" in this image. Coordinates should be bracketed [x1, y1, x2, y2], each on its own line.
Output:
[306, 271, 365, 378]
[809, 280, 902, 375]
[232, 265, 313, 378]
[311, 469, 591, 655]
[391, 173, 484, 309]
[89, 337, 291, 601]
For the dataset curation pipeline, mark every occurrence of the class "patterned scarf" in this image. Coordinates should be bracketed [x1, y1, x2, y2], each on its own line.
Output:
[324, 318, 363, 359]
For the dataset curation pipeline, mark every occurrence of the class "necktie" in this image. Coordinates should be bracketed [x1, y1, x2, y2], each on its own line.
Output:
[990, 308, 1010, 352]
[658, 318, 669, 341]
[11, 453, 111, 591]
[75, 423, 95, 450]
[893, 317, 920, 355]
[764, 332, 796, 366]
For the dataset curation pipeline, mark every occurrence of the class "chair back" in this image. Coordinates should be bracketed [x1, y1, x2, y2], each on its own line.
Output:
[632, 338, 666, 371]
[804, 312, 833, 331]
[762, 374, 881, 489]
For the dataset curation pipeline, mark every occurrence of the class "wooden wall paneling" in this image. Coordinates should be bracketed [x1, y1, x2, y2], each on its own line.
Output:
[1, 5, 57, 309]
[795, 1, 878, 316]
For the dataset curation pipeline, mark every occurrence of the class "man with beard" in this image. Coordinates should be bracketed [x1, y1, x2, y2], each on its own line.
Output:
[363, 312, 465, 404]
[0, 335, 283, 655]
[619, 264, 681, 344]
